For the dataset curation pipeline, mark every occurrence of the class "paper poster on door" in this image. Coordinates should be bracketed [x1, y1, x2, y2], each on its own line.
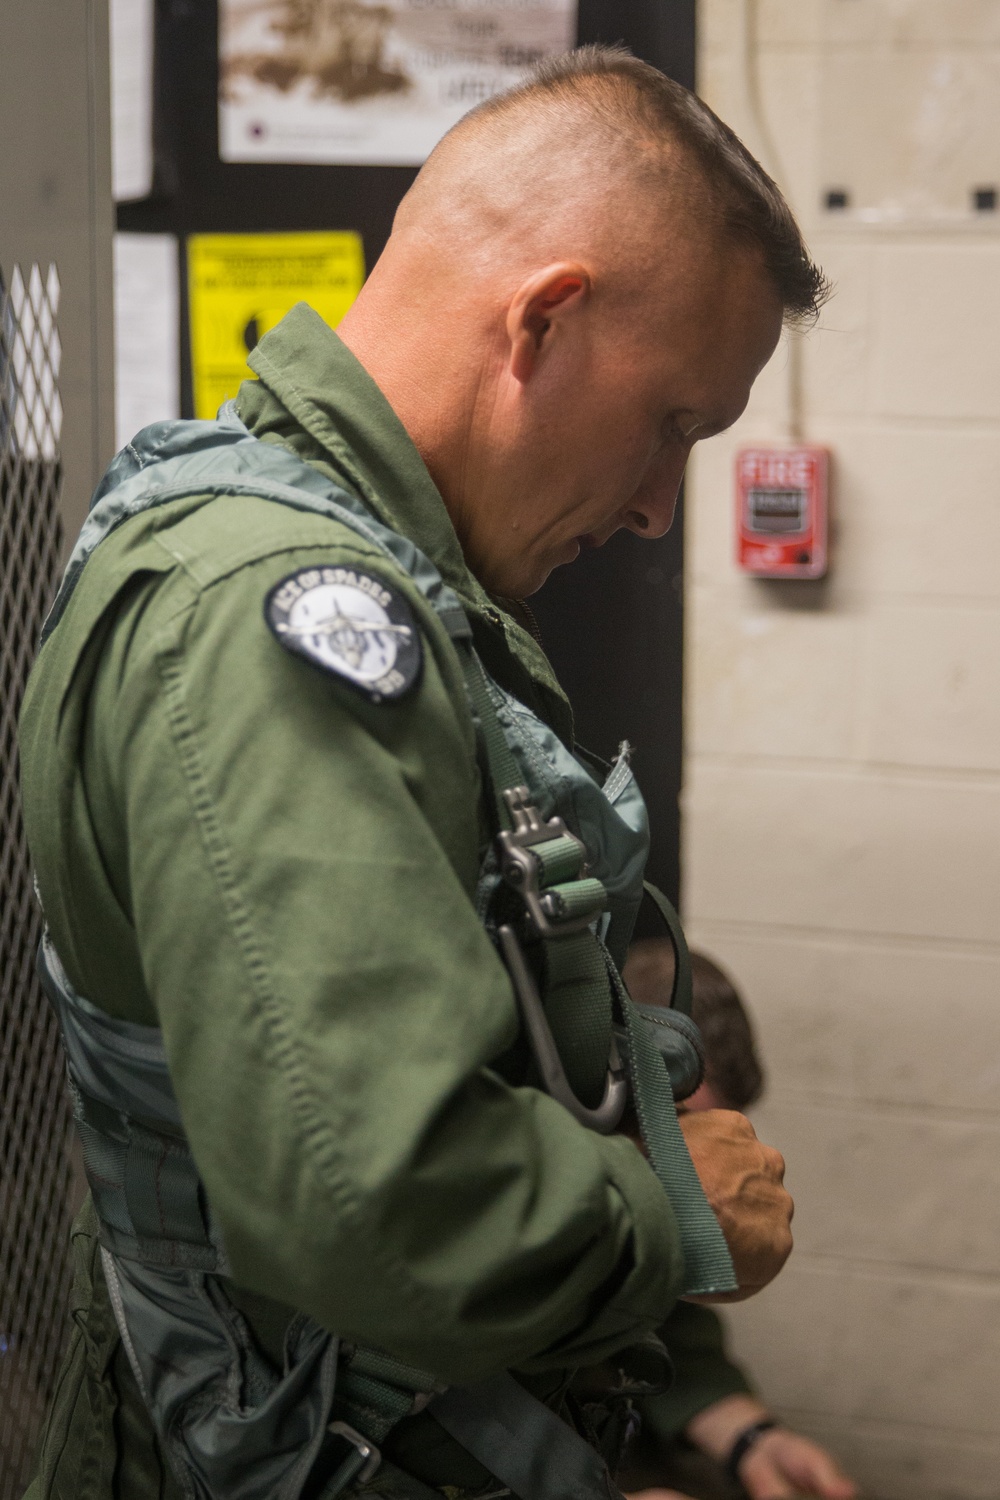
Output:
[187, 231, 365, 419]
[218, 0, 577, 166]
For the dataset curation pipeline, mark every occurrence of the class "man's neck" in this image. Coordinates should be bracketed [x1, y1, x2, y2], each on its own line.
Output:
[337, 270, 505, 585]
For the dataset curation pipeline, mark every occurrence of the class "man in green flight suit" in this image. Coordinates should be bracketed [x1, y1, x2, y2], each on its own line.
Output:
[20, 47, 825, 1500]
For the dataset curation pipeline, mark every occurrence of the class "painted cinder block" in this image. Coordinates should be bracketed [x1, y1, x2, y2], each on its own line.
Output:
[724, 1259, 1000, 1436]
[838, 1270, 1000, 1434]
[738, 330, 801, 432]
[686, 437, 743, 588]
[687, 583, 862, 760]
[799, 239, 874, 420]
[823, 0, 1000, 46]
[695, 35, 821, 231]
[757, 0, 824, 48]
[716, 1258, 851, 1414]
[749, 1098, 1000, 1275]
[679, 927, 1000, 1116]
[819, 46, 1000, 221]
[863, 604, 1000, 771]
[683, 763, 1000, 944]
[698, 0, 744, 59]
[745, 48, 822, 221]
[829, 425, 1000, 601]
[871, 244, 1000, 421]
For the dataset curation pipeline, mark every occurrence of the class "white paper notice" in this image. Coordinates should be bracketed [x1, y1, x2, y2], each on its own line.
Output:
[219, 0, 577, 166]
[113, 234, 180, 450]
[110, 0, 155, 201]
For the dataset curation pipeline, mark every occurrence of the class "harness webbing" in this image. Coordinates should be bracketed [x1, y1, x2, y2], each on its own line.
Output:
[537, 932, 614, 1110]
[456, 642, 520, 833]
[452, 632, 737, 1297]
[451, 628, 617, 1113]
[640, 881, 695, 1018]
[430, 1373, 624, 1500]
[615, 970, 736, 1297]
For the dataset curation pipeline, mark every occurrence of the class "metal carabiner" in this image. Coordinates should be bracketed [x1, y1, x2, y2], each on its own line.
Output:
[497, 924, 628, 1136]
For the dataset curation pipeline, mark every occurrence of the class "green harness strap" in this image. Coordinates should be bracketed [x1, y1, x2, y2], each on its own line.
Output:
[459, 642, 619, 1117]
[430, 1373, 624, 1500]
[616, 884, 733, 1288]
[455, 627, 736, 1299]
[330, 1361, 629, 1500]
[640, 881, 694, 1017]
[615, 971, 735, 1297]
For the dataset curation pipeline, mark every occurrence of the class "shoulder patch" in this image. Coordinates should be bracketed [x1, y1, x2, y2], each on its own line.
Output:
[265, 565, 422, 703]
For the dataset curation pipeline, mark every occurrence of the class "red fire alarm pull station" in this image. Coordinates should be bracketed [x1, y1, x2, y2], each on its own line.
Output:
[736, 446, 830, 579]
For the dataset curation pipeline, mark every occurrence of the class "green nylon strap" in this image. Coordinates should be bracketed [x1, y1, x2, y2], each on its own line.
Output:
[456, 636, 614, 1108]
[544, 877, 607, 921]
[347, 1346, 443, 1396]
[334, 1347, 446, 1445]
[454, 628, 734, 1291]
[618, 978, 737, 1296]
[538, 930, 614, 1110]
[532, 833, 587, 885]
[456, 644, 521, 834]
[428, 1371, 624, 1500]
[333, 1372, 414, 1445]
[641, 881, 693, 1017]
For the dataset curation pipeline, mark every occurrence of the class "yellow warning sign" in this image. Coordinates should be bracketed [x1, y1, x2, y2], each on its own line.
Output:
[187, 231, 365, 419]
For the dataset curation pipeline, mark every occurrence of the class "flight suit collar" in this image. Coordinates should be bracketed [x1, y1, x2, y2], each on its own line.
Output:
[242, 303, 573, 744]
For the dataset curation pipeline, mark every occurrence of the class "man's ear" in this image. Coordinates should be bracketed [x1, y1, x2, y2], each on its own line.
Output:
[506, 262, 590, 383]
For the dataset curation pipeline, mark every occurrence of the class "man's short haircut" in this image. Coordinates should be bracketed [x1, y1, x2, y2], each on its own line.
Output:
[463, 45, 829, 326]
[689, 951, 764, 1112]
[623, 942, 765, 1111]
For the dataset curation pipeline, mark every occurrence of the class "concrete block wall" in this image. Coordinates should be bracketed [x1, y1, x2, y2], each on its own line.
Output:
[685, 4, 1000, 1494]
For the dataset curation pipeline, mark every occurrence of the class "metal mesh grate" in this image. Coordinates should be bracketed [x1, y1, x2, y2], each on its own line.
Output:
[0, 263, 73, 1496]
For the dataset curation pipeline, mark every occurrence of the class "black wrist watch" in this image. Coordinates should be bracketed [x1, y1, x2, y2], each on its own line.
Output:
[725, 1417, 780, 1481]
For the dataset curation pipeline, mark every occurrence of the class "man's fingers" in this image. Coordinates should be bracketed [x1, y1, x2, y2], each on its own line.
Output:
[763, 1143, 787, 1184]
[786, 1442, 858, 1500]
[622, 1490, 698, 1500]
[741, 1455, 799, 1500]
[679, 1109, 794, 1297]
[749, 1431, 859, 1500]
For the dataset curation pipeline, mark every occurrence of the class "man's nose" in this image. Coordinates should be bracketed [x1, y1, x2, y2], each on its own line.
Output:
[623, 453, 687, 539]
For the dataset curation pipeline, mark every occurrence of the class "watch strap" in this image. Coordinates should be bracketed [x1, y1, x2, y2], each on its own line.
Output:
[725, 1417, 780, 1481]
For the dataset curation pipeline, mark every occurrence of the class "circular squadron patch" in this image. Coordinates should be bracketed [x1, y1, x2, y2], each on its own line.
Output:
[265, 565, 422, 703]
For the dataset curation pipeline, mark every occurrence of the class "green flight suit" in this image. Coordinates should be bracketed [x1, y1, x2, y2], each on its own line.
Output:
[643, 1304, 752, 1444]
[20, 306, 739, 1497]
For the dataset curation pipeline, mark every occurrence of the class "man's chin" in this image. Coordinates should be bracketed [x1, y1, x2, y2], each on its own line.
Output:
[522, 538, 595, 596]
[476, 540, 583, 600]
[521, 553, 575, 598]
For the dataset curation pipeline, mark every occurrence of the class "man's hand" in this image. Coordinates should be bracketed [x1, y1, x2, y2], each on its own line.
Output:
[679, 1110, 793, 1301]
[685, 1395, 857, 1500]
[739, 1427, 858, 1500]
[622, 1491, 694, 1500]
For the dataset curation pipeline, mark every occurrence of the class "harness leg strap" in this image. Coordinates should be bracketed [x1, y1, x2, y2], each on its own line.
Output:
[428, 1373, 624, 1500]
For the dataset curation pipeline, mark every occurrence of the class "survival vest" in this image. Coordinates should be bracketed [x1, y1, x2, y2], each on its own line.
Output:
[37, 408, 735, 1500]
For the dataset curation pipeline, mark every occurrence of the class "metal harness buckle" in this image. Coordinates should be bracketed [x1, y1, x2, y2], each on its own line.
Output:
[495, 786, 626, 1136]
[496, 786, 606, 937]
[324, 1420, 382, 1495]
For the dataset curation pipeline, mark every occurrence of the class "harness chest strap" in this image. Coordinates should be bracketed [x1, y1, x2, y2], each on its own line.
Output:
[458, 639, 621, 1127]
[448, 617, 737, 1300]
